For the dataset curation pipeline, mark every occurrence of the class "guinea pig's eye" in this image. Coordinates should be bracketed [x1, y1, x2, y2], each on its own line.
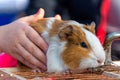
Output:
[80, 42, 88, 48]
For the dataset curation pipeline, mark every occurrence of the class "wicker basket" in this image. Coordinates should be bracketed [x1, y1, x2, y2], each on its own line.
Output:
[0, 64, 120, 80]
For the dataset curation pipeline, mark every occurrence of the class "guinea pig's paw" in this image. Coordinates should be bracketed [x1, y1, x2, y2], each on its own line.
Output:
[63, 69, 73, 74]
[31, 68, 42, 73]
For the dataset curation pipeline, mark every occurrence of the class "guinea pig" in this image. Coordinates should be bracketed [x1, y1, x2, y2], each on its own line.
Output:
[18, 18, 105, 73]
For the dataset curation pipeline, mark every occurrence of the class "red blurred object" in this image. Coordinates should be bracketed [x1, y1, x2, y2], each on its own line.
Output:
[96, 0, 110, 44]
[0, 52, 17, 67]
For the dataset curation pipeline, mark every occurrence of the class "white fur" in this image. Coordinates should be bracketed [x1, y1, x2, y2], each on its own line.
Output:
[46, 18, 55, 31]
[80, 57, 99, 69]
[41, 18, 55, 43]
[47, 35, 68, 73]
[41, 18, 68, 73]
[83, 29, 105, 61]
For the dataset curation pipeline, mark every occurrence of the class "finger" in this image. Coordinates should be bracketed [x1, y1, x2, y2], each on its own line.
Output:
[10, 45, 37, 69]
[25, 26, 48, 53]
[14, 53, 37, 69]
[18, 8, 45, 24]
[16, 43, 47, 70]
[54, 14, 62, 20]
[20, 33, 47, 65]
[35, 8, 45, 19]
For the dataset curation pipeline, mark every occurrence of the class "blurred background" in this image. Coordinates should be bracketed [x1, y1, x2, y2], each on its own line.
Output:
[0, 0, 120, 60]
[107, 0, 120, 60]
[0, 0, 29, 25]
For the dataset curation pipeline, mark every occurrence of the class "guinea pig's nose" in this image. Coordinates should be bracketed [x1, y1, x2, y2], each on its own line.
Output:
[97, 59, 103, 64]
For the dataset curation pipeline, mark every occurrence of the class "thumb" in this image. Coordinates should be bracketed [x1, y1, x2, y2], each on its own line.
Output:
[18, 8, 45, 24]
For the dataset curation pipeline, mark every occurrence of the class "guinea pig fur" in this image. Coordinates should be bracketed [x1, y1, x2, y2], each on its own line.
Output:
[19, 18, 106, 73]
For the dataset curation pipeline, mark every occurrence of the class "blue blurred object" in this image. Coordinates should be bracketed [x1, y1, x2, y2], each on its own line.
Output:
[0, 0, 29, 26]
[0, 14, 17, 26]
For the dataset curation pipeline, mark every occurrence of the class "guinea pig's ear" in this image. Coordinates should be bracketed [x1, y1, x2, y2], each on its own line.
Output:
[58, 25, 76, 40]
[84, 22, 96, 34]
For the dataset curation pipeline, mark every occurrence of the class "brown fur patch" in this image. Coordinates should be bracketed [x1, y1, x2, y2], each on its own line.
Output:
[84, 22, 95, 34]
[58, 25, 74, 41]
[30, 18, 49, 34]
[61, 25, 91, 69]
[49, 19, 65, 37]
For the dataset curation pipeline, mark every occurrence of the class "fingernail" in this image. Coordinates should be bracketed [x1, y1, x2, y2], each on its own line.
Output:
[36, 8, 42, 15]
[42, 65, 47, 71]
[36, 8, 45, 18]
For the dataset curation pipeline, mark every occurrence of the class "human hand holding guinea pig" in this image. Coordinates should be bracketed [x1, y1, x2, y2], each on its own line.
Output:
[0, 8, 61, 71]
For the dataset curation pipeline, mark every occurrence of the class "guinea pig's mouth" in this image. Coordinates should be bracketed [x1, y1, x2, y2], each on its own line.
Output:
[80, 58, 102, 69]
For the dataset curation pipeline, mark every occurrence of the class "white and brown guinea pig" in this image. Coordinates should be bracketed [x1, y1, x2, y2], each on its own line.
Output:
[20, 18, 105, 73]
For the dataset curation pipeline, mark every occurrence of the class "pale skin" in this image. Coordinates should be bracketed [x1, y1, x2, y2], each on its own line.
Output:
[0, 8, 61, 71]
